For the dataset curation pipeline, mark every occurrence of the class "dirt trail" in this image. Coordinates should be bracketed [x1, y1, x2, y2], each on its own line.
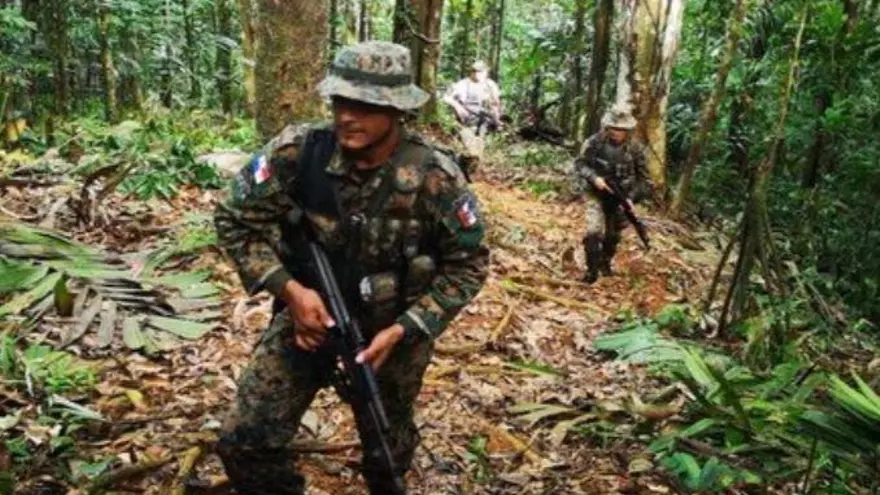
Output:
[38, 168, 723, 494]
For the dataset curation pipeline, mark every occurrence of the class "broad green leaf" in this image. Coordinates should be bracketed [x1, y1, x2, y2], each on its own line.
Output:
[180, 282, 220, 299]
[122, 317, 146, 350]
[147, 316, 212, 340]
[0, 271, 62, 317]
[0, 257, 48, 294]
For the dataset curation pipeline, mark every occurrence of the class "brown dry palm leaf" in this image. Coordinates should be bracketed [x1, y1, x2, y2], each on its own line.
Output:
[0, 217, 220, 353]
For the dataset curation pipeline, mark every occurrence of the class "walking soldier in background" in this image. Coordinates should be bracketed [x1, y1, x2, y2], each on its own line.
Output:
[213, 41, 489, 494]
[573, 106, 652, 284]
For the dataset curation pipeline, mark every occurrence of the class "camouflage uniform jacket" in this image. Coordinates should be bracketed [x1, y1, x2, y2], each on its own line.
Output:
[573, 131, 651, 201]
[214, 123, 489, 341]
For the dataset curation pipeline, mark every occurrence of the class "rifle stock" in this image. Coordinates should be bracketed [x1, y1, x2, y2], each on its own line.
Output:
[307, 242, 407, 494]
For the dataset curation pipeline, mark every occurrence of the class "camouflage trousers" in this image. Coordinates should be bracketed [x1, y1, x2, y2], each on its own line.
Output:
[217, 309, 434, 495]
[457, 123, 487, 165]
[583, 193, 627, 275]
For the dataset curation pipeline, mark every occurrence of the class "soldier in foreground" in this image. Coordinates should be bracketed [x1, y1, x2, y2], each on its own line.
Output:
[573, 107, 651, 283]
[213, 41, 489, 494]
[442, 60, 503, 167]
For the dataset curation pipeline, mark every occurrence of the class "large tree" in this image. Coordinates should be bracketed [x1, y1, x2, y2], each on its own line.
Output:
[253, 0, 327, 139]
[408, 0, 444, 118]
[613, 0, 685, 197]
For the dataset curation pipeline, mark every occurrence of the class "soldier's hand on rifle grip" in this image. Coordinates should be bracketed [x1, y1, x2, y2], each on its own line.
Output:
[283, 280, 335, 352]
[356, 323, 405, 371]
[593, 177, 612, 193]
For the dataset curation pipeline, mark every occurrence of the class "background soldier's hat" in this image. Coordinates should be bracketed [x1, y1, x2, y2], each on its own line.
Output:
[471, 60, 489, 72]
[601, 106, 637, 130]
[317, 41, 430, 111]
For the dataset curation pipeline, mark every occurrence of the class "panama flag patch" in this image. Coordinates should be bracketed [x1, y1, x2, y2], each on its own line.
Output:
[251, 154, 271, 185]
[455, 195, 479, 229]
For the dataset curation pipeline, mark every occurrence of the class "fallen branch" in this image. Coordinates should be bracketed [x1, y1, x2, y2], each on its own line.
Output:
[85, 453, 174, 494]
[501, 280, 607, 317]
[435, 297, 518, 356]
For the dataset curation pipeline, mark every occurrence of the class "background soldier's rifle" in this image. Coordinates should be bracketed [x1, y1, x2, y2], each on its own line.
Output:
[306, 240, 407, 495]
[594, 158, 651, 251]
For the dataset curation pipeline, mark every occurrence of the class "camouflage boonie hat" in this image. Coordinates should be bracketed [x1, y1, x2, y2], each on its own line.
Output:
[471, 60, 489, 72]
[318, 41, 430, 111]
[601, 106, 637, 130]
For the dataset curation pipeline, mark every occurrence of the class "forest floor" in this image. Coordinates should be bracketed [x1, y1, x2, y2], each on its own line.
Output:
[2, 132, 731, 495]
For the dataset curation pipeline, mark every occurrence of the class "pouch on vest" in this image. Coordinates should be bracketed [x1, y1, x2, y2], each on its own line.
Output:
[404, 255, 436, 304]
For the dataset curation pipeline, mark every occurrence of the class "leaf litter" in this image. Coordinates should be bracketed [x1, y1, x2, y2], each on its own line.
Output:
[0, 141, 727, 494]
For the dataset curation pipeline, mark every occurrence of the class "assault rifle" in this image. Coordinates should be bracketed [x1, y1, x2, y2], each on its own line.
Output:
[594, 159, 651, 251]
[307, 241, 407, 494]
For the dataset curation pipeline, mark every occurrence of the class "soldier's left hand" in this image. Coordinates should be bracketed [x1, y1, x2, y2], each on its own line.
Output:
[356, 324, 405, 371]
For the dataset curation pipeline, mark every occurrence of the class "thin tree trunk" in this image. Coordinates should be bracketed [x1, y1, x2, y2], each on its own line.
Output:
[358, 0, 368, 41]
[459, 0, 473, 78]
[330, 0, 340, 57]
[160, 0, 173, 108]
[216, 0, 234, 114]
[254, 0, 327, 139]
[46, 1, 71, 116]
[802, 92, 830, 189]
[490, 0, 505, 82]
[669, 0, 749, 218]
[409, 0, 444, 119]
[236, 0, 257, 117]
[97, 1, 118, 123]
[585, 0, 612, 136]
[393, 0, 409, 43]
[570, 0, 587, 141]
[723, 7, 807, 330]
[182, 0, 200, 101]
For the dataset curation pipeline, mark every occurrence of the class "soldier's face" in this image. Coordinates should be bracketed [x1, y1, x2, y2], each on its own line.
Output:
[608, 128, 629, 144]
[332, 97, 398, 151]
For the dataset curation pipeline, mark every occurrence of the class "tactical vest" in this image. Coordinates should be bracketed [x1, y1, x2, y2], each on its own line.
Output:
[278, 128, 458, 333]
[592, 134, 640, 196]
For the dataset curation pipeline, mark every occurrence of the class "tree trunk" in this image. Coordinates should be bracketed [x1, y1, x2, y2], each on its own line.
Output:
[459, 0, 473, 78]
[726, 27, 768, 175]
[570, 0, 587, 142]
[613, 0, 684, 198]
[254, 0, 327, 140]
[409, 0, 444, 119]
[216, 0, 234, 114]
[46, 1, 71, 116]
[585, 0, 613, 136]
[358, 0, 368, 41]
[393, 0, 409, 44]
[802, 91, 830, 189]
[723, 7, 807, 329]
[161, 0, 173, 108]
[489, 0, 505, 82]
[97, 1, 118, 123]
[236, 0, 257, 117]
[669, 0, 748, 218]
[330, 0, 340, 56]
[182, 0, 200, 101]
